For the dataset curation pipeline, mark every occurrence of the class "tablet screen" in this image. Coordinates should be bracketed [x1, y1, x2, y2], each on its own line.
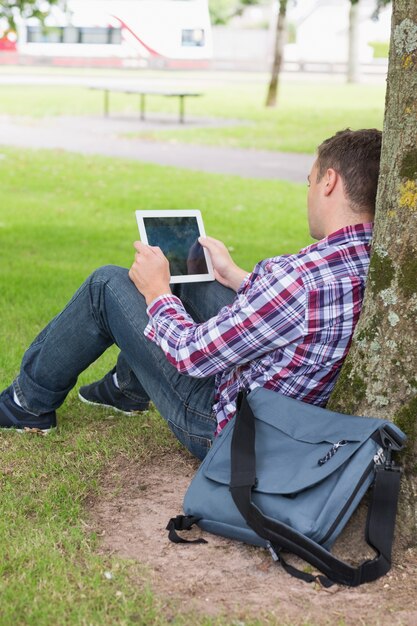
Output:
[143, 216, 208, 276]
[136, 210, 214, 283]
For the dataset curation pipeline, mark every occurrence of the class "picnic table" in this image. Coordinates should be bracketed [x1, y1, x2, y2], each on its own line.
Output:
[89, 84, 202, 123]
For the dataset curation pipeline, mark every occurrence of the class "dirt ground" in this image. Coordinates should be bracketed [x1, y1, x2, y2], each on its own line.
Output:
[88, 452, 417, 626]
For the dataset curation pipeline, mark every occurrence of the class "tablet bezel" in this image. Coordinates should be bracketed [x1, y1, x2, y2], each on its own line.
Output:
[135, 209, 215, 284]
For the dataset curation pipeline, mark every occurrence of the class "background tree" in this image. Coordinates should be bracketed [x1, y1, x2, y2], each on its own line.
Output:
[347, 0, 361, 83]
[265, 0, 288, 107]
[208, 0, 289, 108]
[209, 0, 260, 25]
[0, 1, 61, 31]
[372, 0, 392, 18]
[348, 0, 392, 84]
[328, 0, 417, 542]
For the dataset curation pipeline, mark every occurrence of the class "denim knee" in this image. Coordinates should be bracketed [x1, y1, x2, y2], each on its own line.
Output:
[86, 266, 135, 328]
[89, 265, 129, 286]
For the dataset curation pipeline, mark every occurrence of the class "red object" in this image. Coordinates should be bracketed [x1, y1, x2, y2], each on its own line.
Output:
[0, 35, 17, 52]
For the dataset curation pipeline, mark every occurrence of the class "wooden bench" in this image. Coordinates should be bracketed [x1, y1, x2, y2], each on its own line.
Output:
[89, 84, 202, 123]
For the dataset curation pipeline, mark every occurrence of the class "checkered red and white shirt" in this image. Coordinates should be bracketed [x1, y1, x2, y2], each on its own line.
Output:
[144, 224, 373, 434]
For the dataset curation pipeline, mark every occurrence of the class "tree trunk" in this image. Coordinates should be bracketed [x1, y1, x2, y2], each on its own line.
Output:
[347, 0, 360, 83]
[265, 0, 287, 107]
[328, 0, 417, 545]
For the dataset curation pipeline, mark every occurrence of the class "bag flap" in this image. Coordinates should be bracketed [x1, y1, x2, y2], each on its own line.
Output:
[203, 388, 396, 495]
[247, 387, 387, 444]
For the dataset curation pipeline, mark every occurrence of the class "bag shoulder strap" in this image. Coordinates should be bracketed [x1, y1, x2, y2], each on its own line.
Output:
[229, 392, 403, 587]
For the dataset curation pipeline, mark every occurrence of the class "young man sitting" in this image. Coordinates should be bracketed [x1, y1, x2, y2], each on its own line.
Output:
[0, 128, 382, 460]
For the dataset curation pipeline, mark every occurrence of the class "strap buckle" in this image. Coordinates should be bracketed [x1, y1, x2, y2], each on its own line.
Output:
[266, 541, 280, 562]
[166, 515, 208, 544]
[379, 425, 405, 471]
[381, 425, 406, 453]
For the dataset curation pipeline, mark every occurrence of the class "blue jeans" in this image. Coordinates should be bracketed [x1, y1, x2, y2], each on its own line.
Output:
[11, 266, 235, 459]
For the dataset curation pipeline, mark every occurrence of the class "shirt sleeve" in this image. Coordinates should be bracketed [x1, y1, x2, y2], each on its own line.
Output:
[144, 264, 306, 378]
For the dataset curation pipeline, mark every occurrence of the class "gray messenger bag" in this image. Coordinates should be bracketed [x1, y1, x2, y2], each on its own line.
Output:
[167, 387, 406, 587]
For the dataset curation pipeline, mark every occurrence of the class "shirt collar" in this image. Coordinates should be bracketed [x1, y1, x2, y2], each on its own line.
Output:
[300, 223, 373, 254]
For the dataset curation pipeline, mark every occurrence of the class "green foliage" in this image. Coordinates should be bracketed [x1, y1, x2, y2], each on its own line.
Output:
[208, 0, 262, 25]
[287, 20, 296, 44]
[350, 0, 391, 20]
[0, 0, 60, 31]
[371, 0, 392, 20]
[208, 0, 233, 25]
[369, 40, 390, 58]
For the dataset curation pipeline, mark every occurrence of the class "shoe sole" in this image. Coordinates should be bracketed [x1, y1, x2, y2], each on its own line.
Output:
[78, 392, 143, 416]
[0, 426, 55, 434]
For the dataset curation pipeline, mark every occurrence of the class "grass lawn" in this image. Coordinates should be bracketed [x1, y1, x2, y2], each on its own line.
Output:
[0, 69, 385, 153]
[140, 80, 386, 153]
[0, 146, 308, 625]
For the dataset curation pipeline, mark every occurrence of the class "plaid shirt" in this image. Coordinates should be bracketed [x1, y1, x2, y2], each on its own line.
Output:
[144, 224, 373, 434]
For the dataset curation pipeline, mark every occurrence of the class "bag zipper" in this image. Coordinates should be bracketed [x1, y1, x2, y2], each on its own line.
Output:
[320, 458, 375, 546]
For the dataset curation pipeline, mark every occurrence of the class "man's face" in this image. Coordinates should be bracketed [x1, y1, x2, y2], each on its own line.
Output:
[307, 160, 324, 240]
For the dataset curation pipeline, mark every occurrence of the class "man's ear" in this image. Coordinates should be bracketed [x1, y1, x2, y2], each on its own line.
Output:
[323, 168, 338, 196]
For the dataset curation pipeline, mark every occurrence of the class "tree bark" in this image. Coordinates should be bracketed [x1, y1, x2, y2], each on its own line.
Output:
[347, 0, 360, 83]
[328, 0, 417, 545]
[265, 0, 288, 107]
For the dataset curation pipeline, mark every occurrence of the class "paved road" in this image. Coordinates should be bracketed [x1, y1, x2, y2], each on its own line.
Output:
[0, 114, 313, 182]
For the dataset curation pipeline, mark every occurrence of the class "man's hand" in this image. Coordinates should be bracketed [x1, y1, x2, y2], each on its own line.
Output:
[199, 236, 249, 291]
[129, 241, 171, 305]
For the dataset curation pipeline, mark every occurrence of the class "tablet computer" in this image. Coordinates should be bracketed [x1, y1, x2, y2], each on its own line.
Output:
[135, 209, 215, 284]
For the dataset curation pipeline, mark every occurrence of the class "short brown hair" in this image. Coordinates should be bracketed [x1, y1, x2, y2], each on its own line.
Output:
[316, 128, 382, 214]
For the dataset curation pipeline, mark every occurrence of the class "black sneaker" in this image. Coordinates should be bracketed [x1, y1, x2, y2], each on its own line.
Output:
[78, 368, 148, 415]
[0, 386, 57, 432]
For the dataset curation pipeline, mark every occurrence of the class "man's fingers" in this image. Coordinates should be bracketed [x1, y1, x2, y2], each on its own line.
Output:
[199, 236, 224, 253]
[199, 236, 221, 246]
[134, 240, 147, 252]
[200, 236, 222, 243]
[149, 245, 165, 259]
[134, 241, 164, 258]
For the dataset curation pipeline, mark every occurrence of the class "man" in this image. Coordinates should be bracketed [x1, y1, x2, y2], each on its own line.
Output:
[0, 129, 382, 460]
